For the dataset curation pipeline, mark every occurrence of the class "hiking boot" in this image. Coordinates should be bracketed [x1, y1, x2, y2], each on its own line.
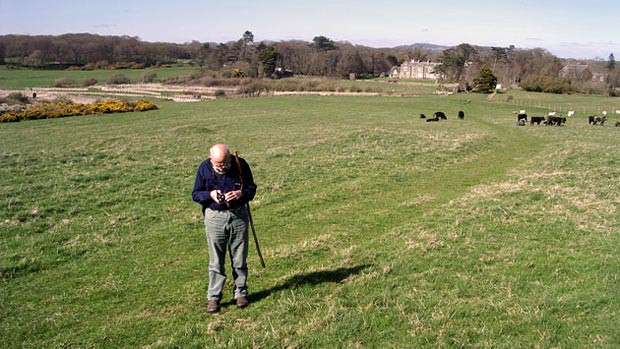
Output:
[207, 300, 220, 313]
[236, 296, 249, 309]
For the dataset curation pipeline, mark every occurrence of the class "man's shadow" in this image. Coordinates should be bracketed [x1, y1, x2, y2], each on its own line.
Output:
[248, 264, 372, 303]
[221, 264, 372, 306]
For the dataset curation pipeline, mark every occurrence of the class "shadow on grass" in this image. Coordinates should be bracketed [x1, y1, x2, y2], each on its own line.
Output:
[247, 264, 373, 304]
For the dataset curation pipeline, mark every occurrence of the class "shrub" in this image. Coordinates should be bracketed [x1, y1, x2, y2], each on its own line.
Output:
[302, 80, 319, 91]
[95, 60, 109, 69]
[0, 99, 157, 122]
[82, 78, 98, 87]
[571, 81, 607, 95]
[239, 81, 268, 97]
[5, 92, 29, 103]
[349, 85, 362, 93]
[520, 75, 572, 94]
[50, 96, 74, 104]
[108, 74, 131, 85]
[142, 72, 158, 83]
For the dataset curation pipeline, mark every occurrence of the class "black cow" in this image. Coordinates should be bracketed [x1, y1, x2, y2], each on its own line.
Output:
[530, 116, 545, 125]
[419, 113, 426, 119]
[517, 113, 528, 122]
[434, 111, 447, 120]
[615, 121, 620, 127]
[458, 111, 464, 119]
[545, 115, 566, 126]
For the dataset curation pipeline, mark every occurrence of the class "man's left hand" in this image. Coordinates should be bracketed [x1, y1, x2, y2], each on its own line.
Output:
[225, 190, 243, 202]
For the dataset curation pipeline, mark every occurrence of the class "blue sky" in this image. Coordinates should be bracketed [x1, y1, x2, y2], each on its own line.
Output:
[1, 0, 618, 59]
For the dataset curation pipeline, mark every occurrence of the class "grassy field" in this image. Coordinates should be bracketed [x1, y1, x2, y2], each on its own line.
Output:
[0, 66, 196, 89]
[1, 89, 619, 348]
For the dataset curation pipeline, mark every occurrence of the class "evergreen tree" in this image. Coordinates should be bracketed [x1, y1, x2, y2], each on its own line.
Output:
[311, 36, 336, 51]
[474, 65, 498, 93]
[258, 44, 278, 78]
[607, 53, 615, 71]
[241, 31, 254, 61]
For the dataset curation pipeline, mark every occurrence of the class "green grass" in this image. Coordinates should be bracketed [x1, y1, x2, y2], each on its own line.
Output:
[0, 66, 196, 89]
[1, 92, 619, 348]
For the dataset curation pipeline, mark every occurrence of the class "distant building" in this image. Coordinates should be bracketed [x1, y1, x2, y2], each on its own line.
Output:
[591, 72, 608, 82]
[559, 64, 609, 82]
[390, 60, 442, 80]
[559, 64, 592, 80]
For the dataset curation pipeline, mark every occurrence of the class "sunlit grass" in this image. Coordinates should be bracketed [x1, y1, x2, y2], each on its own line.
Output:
[1, 93, 618, 348]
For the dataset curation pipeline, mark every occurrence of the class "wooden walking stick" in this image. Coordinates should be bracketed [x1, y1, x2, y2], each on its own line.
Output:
[234, 151, 266, 268]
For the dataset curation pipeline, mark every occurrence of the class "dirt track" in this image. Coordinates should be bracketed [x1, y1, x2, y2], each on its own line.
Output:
[1, 83, 231, 103]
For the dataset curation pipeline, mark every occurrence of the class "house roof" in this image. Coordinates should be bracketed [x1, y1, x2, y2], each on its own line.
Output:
[561, 64, 590, 73]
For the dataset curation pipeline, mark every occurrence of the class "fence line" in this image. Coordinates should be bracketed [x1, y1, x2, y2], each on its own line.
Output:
[508, 99, 620, 116]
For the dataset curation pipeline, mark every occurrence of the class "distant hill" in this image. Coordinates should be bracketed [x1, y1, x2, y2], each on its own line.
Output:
[392, 43, 450, 51]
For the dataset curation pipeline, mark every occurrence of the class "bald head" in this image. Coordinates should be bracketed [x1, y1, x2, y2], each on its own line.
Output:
[210, 144, 231, 174]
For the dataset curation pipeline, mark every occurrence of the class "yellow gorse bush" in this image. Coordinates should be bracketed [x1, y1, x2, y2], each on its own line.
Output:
[0, 99, 157, 123]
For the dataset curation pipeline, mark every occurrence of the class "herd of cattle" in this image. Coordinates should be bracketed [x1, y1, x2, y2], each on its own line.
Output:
[419, 110, 619, 127]
[516, 112, 566, 126]
[419, 111, 465, 122]
[515, 110, 620, 127]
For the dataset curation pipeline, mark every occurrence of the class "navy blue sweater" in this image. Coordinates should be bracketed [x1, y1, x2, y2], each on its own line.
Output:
[192, 156, 257, 214]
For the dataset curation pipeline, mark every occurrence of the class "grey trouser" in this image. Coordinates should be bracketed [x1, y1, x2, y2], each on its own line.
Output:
[204, 207, 249, 301]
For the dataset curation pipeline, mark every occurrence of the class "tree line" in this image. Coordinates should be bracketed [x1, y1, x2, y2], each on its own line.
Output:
[1, 32, 618, 94]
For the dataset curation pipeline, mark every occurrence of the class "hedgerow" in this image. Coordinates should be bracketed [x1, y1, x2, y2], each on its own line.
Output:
[0, 99, 158, 123]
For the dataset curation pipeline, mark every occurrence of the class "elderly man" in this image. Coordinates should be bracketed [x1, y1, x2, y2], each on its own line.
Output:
[192, 144, 257, 313]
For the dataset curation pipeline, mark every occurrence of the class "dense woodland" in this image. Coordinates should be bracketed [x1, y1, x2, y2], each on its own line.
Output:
[1, 32, 619, 94]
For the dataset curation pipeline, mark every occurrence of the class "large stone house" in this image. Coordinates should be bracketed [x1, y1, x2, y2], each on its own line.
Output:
[559, 64, 608, 82]
[559, 64, 592, 80]
[390, 60, 442, 80]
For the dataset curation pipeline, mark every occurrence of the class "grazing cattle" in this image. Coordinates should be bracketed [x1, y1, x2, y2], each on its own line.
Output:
[419, 113, 426, 119]
[590, 116, 607, 125]
[517, 119, 526, 126]
[517, 113, 528, 122]
[545, 115, 566, 126]
[530, 116, 545, 125]
[458, 110, 464, 119]
[434, 111, 447, 120]
[616, 121, 620, 127]
[426, 117, 439, 122]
